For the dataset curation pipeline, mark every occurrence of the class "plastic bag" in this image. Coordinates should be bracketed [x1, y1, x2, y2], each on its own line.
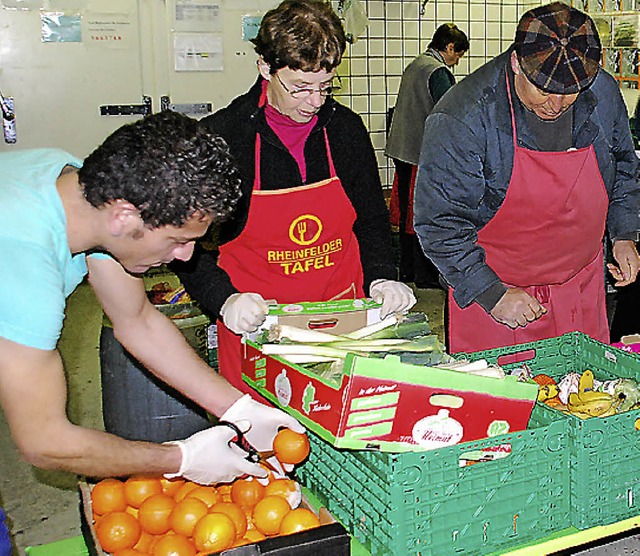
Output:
[343, 0, 368, 44]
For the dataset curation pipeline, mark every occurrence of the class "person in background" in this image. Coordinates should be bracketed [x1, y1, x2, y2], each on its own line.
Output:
[413, 2, 640, 354]
[174, 0, 416, 396]
[0, 110, 304, 486]
[386, 22, 469, 289]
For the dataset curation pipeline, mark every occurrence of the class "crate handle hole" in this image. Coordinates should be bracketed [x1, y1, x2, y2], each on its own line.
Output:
[307, 318, 339, 330]
[459, 443, 511, 466]
[497, 349, 536, 367]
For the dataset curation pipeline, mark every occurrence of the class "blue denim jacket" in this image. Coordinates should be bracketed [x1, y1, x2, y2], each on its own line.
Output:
[414, 48, 640, 310]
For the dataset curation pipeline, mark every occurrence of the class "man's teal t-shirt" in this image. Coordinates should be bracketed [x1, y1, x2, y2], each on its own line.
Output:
[0, 148, 89, 350]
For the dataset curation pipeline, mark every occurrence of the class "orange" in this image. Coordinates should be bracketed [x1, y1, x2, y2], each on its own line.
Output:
[91, 478, 127, 515]
[152, 533, 196, 556]
[96, 511, 141, 553]
[138, 493, 176, 535]
[124, 475, 163, 508]
[230, 478, 265, 508]
[263, 478, 301, 509]
[252, 495, 291, 536]
[279, 507, 321, 535]
[272, 429, 310, 465]
[173, 481, 199, 502]
[134, 530, 157, 552]
[243, 529, 267, 543]
[160, 477, 185, 498]
[192, 513, 237, 553]
[210, 501, 247, 539]
[112, 549, 146, 556]
[169, 497, 208, 537]
[185, 485, 218, 508]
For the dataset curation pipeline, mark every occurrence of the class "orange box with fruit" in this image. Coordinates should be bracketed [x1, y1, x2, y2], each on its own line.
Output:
[80, 430, 349, 555]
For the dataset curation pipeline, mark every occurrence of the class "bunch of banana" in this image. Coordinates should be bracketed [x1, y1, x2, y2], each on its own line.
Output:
[566, 370, 619, 419]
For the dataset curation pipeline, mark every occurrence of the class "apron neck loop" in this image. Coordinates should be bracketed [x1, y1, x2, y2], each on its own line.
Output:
[253, 127, 336, 191]
[323, 128, 337, 178]
[505, 71, 519, 146]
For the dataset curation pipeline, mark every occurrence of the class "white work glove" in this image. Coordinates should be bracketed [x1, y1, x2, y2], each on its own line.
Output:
[220, 292, 269, 334]
[221, 394, 306, 453]
[164, 423, 267, 485]
[369, 279, 417, 319]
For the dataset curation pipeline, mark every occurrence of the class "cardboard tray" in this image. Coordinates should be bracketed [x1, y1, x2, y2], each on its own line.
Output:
[79, 480, 349, 556]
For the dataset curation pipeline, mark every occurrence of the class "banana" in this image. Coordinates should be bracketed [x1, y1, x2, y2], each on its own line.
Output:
[567, 392, 617, 417]
[578, 369, 595, 394]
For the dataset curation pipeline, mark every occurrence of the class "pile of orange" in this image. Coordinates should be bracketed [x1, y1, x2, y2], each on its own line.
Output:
[90, 428, 317, 555]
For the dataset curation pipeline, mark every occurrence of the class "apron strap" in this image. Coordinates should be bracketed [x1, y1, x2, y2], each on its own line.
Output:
[505, 72, 518, 146]
[323, 128, 337, 178]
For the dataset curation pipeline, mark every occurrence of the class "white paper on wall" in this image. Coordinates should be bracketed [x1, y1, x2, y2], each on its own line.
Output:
[174, 33, 223, 71]
[83, 12, 132, 49]
[174, 0, 221, 33]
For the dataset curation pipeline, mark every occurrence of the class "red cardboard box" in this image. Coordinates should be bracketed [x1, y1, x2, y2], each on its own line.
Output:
[243, 348, 537, 451]
[241, 300, 538, 452]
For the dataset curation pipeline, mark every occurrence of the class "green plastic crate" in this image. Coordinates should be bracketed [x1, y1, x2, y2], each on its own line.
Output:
[459, 332, 640, 530]
[298, 406, 569, 556]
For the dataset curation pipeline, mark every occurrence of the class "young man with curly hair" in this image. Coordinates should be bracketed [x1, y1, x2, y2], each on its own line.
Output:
[0, 110, 303, 485]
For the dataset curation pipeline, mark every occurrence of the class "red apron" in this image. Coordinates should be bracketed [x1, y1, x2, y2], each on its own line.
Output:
[217, 129, 365, 394]
[448, 75, 609, 354]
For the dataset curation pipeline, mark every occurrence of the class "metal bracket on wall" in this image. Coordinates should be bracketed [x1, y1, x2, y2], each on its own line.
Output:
[100, 96, 152, 116]
[160, 95, 213, 116]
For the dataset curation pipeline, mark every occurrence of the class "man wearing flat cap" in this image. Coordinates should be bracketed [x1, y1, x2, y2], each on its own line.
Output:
[414, 1, 640, 353]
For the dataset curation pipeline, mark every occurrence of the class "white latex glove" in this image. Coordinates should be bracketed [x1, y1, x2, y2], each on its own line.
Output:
[369, 279, 417, 319]
[164, 423, 267, 485]
[221, 394, 306, 453]
[220, 292, 269, 334]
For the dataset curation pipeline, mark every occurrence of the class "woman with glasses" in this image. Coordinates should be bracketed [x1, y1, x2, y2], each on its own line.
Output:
[174, 0, 415, 396]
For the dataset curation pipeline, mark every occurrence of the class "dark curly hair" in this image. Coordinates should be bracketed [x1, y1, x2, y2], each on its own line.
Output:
[79, 110, 242, 228]
[251, 0, 346, 73]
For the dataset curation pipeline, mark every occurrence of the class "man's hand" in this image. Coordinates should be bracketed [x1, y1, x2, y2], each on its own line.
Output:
[221, 394, 305, 453]
[220, 293, 269, 334]
[165, 424, 267, 485]
[489, 288, 547, 329]
[608, 240, 640, 287]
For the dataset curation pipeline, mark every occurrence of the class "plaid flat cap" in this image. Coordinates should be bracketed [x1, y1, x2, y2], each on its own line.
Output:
[515, 1, 601, 95]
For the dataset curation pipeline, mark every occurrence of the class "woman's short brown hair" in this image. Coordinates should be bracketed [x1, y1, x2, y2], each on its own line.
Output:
[252, 0, 346, 73]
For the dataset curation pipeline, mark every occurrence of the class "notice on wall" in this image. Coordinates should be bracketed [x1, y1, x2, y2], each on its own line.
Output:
[174, 0, 221, 33]
[83, 12, 132, 49]
[41, 12, 81, 42]
[174, 33, 223, 72]
[242, 14, 262, 42]
[1, 0, 44, 9]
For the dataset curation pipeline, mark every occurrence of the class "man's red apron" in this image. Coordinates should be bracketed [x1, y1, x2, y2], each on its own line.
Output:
[448, 75, 609, 354]
[217, 129, 365, 394]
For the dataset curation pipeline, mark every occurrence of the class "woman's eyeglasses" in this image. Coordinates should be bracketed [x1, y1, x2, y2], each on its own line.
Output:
[275, 72, 340, 99]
